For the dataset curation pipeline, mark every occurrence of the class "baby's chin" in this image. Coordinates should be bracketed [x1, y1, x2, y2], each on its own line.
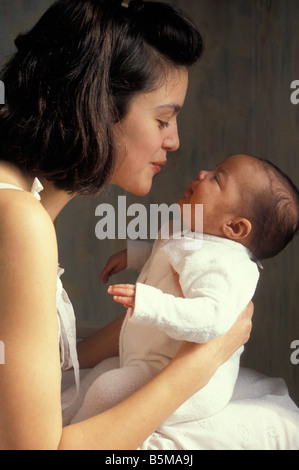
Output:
[177, 197, 186, 209]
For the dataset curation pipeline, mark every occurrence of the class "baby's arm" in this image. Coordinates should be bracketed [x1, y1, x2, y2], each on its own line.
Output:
[110, 259, 258, 344]
[108, 266, 182, 310]
[132, 282, 235, 343]
[108, 277, 233, 343]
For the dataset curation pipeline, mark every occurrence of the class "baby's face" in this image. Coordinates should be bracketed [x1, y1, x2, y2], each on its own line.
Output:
[178, 154, 262, 235]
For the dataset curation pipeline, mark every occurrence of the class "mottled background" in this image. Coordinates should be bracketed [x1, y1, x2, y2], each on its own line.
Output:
[0, 0, 298, 405]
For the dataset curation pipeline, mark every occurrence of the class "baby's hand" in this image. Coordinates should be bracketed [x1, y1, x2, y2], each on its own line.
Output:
[100, 249, 127, 284]
[108, 284, 136, 310]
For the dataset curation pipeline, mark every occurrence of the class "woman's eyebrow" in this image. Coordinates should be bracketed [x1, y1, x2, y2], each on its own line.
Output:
[156, 103, 182, 113]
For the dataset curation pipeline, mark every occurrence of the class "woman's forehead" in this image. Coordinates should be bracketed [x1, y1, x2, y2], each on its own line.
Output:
[130, 69, 189, 111]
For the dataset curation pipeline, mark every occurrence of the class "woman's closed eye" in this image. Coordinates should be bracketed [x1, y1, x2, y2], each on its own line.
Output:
[157, 120, 169, 129]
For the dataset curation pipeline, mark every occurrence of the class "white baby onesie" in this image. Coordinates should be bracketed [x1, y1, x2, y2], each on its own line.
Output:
[72, 232, 259, 425]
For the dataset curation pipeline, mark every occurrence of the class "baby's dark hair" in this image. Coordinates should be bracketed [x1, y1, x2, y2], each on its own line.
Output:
[0, 0, 202, 195]
[247, 157, 299, 260]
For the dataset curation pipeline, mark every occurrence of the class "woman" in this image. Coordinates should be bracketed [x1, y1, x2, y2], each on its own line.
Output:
[0, 0, 253, 450]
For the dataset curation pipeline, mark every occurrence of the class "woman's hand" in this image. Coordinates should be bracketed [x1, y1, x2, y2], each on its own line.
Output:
[221, 300, 254, 358]
[100, 249, 127, 284]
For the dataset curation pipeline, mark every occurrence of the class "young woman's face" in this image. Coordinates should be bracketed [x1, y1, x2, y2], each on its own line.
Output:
[111, 69, 189, 196]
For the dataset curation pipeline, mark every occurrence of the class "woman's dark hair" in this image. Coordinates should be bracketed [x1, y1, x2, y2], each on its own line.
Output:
[0, 0, 202, 195]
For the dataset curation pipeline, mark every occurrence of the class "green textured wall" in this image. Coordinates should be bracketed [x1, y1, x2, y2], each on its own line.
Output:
[0, 0, 298, 406]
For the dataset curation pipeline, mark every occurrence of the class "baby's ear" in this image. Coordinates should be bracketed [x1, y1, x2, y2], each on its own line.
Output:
[221, 217, 252, 241]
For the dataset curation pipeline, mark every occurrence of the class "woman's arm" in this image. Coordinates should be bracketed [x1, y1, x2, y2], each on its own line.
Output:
[77, 313, 125, 369]
[0, 193, 62, 450]
[59, 302, 253, 450]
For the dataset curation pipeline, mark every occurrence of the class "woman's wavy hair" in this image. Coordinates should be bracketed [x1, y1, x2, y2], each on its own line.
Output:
[0, 0, 202, 195]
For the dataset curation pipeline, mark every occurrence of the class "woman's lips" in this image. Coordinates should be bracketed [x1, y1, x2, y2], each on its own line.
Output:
[151, 161, 167, 173]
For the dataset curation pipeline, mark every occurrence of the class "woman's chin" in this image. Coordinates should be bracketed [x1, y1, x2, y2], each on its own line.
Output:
[133, 188, 152, 197]
[130, 181, 153, 197]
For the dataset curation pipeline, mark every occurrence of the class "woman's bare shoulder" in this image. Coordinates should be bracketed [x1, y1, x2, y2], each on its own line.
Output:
[0, 189, 58, 269]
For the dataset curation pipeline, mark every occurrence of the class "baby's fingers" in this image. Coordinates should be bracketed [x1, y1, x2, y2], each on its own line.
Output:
[108, 284, 136, 308]
[113, 296, 135, 309]
[108, 284, 136, 297]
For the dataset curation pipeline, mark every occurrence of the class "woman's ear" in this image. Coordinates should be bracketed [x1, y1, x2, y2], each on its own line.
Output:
[221, 217, 252, 241]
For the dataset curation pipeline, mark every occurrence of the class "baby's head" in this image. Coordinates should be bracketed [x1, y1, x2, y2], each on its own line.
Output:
[179, 154, 299, 260]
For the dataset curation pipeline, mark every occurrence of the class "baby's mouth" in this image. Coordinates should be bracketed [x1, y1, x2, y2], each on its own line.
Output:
[184, 187, 193, 198]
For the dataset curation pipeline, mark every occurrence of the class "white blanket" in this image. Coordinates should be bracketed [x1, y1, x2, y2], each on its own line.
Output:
[62, 365, 299, 450]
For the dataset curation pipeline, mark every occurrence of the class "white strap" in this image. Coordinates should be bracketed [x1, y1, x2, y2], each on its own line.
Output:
[0, 177, 43, 201]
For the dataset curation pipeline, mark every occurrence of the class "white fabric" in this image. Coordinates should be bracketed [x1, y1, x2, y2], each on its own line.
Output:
[0, 179, 80, 410]
[31, 177, 44, 201]
[62, 357, 120, 426]
[58, 232, 299, 449]
[71, 233, 260, 424]
[139, 368, 299, 450]
[124, 234, 260, 423]
[62, 366, 299, 449]
[0, 177, 43, 197]
[57, 267, 80, 410]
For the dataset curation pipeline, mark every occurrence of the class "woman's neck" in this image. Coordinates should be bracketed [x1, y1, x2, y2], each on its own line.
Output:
[0, 160, 33, 191]
[39, 178, 76, 222]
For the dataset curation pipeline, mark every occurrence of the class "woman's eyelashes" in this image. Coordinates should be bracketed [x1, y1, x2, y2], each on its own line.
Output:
[157, 120, 169, 129]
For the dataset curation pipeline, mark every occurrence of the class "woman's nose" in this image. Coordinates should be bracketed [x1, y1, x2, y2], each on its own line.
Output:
[162, 124, 180, 152]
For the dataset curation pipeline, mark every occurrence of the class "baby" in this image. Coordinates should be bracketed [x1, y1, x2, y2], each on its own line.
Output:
[72, 153, 299, 425]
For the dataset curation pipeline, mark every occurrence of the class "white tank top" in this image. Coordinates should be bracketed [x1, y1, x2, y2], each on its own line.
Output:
[0, 178, 80, 410]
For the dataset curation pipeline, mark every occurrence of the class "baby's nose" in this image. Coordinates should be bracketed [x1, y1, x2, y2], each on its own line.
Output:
[198, 170, 208, 181]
